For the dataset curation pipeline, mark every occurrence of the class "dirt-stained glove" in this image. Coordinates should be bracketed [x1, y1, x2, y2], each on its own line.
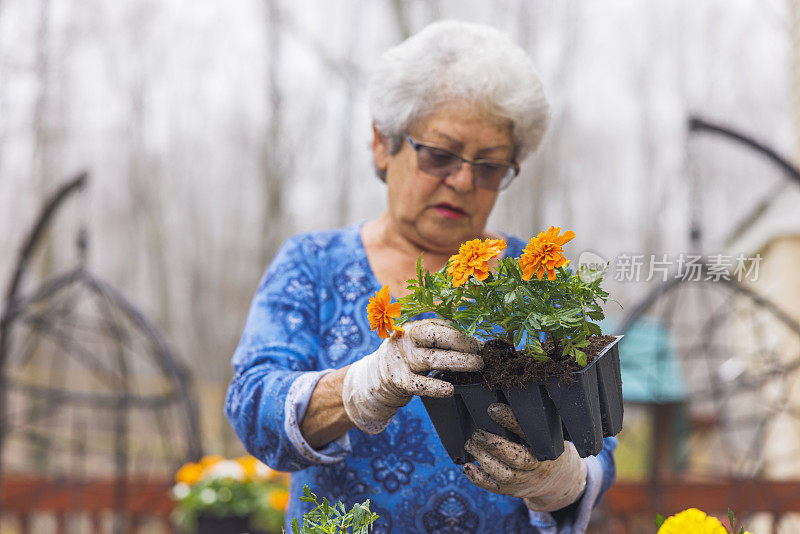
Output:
[342, 319, 483, 434]
[463, 403, 587, 512]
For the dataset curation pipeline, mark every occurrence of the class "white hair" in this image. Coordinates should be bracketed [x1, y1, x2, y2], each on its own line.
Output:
[369, 20, 550, 162]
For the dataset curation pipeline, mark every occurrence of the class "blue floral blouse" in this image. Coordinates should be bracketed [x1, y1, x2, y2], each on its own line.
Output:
[225, 223, 616, 533]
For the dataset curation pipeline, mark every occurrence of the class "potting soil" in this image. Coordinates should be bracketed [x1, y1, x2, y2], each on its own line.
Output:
[440, 335, 617, 389]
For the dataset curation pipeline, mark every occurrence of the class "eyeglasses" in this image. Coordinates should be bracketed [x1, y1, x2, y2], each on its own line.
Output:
[405, 135, 519, 191]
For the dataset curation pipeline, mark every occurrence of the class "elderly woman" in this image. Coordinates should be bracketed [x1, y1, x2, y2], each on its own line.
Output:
[226, 20, 615, 533]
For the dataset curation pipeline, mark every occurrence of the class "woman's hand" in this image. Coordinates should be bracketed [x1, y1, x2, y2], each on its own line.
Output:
[342, 319, 483, 434]
[463, 403, 587, 512]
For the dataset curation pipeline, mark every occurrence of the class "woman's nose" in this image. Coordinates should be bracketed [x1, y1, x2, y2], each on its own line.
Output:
[443, 162, 475, 193]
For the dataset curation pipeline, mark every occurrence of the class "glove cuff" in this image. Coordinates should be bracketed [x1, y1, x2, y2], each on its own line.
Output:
[342, 353, 406, 434]
[524, 455, 588, 512]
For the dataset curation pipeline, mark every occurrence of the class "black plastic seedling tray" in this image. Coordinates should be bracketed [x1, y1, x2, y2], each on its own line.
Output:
[422, 335, 623, 463]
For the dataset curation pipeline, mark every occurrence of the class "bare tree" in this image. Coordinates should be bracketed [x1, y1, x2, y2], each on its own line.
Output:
[274, 5, 368, 212]
[391, 0, 412, 39]
[122, 2, 173, 330]
[31, 0, 55, 280]
[0, 0, 6, 178]
[259, 0, 290, 267]
[334, 7, 363, 226]
[790, 0, 800, 163]
[632, 3, 671, 255]
[499, 1, 582, 236]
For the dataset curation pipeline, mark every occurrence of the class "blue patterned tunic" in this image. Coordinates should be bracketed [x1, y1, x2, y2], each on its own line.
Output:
[225, 223, 616, 533]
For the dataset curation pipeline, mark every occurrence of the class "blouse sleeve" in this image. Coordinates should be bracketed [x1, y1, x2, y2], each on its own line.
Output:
[224, 235, 351, 471]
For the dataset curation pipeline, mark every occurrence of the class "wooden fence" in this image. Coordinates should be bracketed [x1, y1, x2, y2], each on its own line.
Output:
[1, 475, 174, 534]
[4, 476, 800, 533]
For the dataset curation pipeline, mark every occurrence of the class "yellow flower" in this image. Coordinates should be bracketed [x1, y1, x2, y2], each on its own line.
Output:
[268, 489, 290, 511]
[199, 455, 224, 470]
[236, 455, 282, 481]
[367, 285, 403, 339]
[519, 226, 575, 282]
[658, 508, 728, 534]
[235, 455, 258, 479]
[174, 462, 203, 485]
[447, 238, 507, 287]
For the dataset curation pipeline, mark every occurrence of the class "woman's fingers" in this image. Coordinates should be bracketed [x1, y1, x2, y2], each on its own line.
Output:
[464, 433, 520, 485]
[470, 429, 536, 471]
[408, 319, 482, 354]
[462, 463, 502, 494]
[487, 403, 525, 437]
[411, 347, 483, 373]
[399, 373, 454, 398]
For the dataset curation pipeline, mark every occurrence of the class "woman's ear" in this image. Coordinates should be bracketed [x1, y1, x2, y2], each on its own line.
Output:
[372, 124, 389, 173]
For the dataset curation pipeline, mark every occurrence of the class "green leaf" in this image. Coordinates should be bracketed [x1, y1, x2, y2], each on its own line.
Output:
[586, 322, 602, 335]
[541, 316, 557, 328]
[655, 513, 665, 528]
[525, 312, 541, 329]
[467, 318, 479, 337]
[321, 497, 332, 518]
[513, 327, 524, 347]
[575, 349, 587, 367]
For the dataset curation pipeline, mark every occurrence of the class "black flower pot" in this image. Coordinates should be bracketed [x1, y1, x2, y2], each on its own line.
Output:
[422, 335, 623, 463]
[196, 514, 252, 534]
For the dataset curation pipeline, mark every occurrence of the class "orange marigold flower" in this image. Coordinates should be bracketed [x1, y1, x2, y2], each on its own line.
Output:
[447, 238, 507, 287]
[367, 285, 403, 339]
[174, 462, 203, 485]
[519, 226, 575, 281]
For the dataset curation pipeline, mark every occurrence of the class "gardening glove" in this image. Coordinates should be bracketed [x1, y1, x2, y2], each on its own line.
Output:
[342, 318, 483, 434]
[462, 403, 587, 512]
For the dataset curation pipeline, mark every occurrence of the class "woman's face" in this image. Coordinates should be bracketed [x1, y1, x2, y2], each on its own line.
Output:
[373, 101, 514, 254]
